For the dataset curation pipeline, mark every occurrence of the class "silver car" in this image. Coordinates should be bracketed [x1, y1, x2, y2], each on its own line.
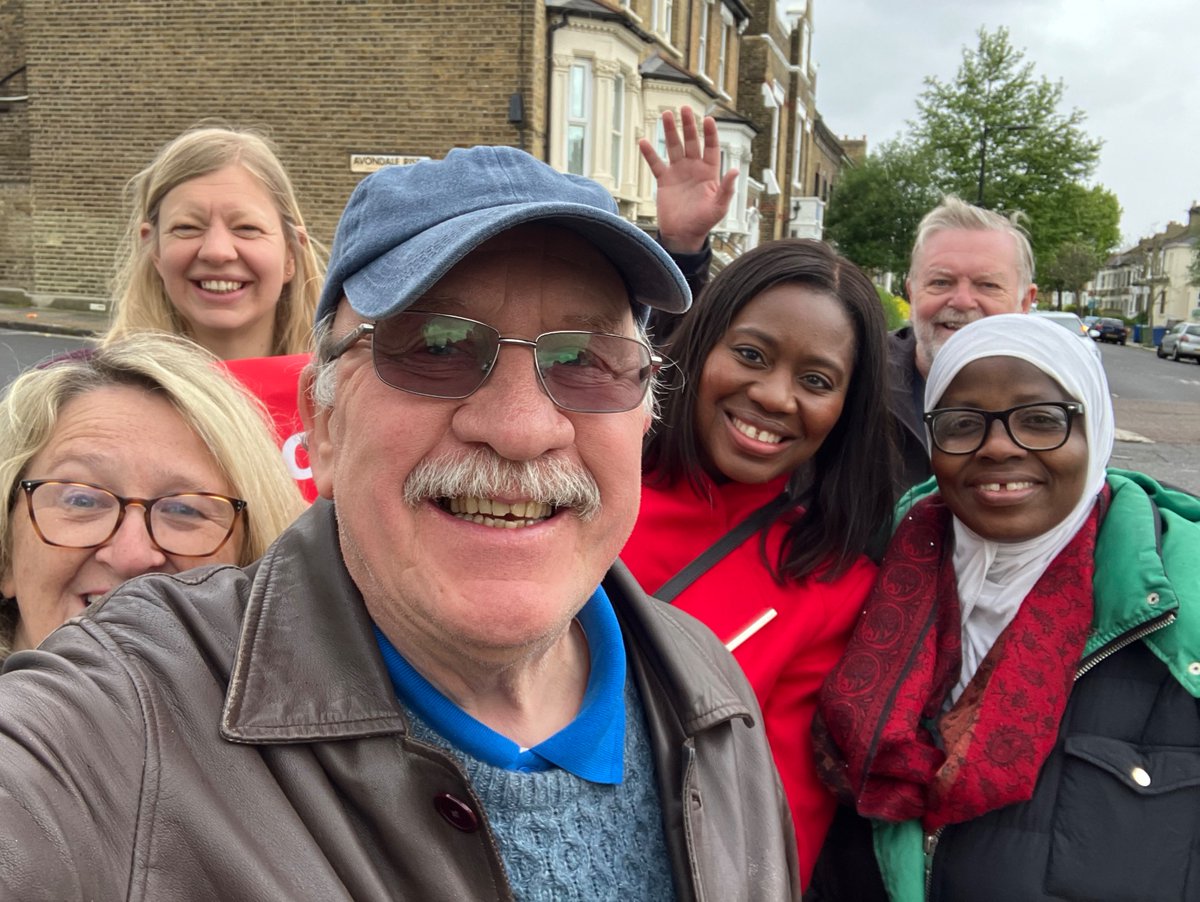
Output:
[1157, 322, 1200, 362]
[1032, 310, 1091, 340]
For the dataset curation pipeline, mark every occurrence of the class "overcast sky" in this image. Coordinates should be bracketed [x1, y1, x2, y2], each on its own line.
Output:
[800, 0, 1199, 246]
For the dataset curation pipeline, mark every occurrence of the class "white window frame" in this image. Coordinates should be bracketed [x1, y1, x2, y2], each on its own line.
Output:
[651, 0, 673, 38]
[791, 102, 807, 189]
[717, 7, 733, 92]
[761, 80, 785, 195]
[648, 115, 668, 200]
[565, 60, 593, 176]
[698, 0, 712, 76]
[611, 73, 625, 186]
[717, 147, 747, 232]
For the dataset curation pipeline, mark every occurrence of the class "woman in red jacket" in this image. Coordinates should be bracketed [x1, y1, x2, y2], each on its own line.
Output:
[622, 239, 894, 884]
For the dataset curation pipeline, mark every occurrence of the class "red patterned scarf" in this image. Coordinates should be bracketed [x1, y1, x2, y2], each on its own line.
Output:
[813, 493, 1100, 831]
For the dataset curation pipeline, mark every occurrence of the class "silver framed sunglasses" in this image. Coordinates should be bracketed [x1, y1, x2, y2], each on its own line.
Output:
[327, 310, 662, 414]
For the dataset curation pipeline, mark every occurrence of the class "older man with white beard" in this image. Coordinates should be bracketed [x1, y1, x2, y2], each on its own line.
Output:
[0, 148, 799, 901]
[889, 196, 1038, 491]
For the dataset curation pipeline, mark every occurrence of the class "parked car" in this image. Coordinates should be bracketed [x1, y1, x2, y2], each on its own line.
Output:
[1091, 317, 1129, 345]
[1083, 315, 1101, 330]
[1032, 310, 1091, 340]
[1157, 322, 1200, 362]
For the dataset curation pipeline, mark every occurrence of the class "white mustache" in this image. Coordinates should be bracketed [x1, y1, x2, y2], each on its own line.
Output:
[932, 310, 983, 328]
[404, 448, 602, 521]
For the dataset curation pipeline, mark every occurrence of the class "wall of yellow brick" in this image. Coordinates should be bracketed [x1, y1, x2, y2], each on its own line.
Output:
[18, 0, 542, 304]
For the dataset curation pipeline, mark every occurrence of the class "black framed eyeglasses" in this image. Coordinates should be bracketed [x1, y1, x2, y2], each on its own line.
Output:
[19, 480, 247, 558]
[923, 401, 1084, 455]
[326, 310, 662, 414]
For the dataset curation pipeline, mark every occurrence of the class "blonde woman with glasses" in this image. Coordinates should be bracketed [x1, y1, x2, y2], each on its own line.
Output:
[0, 333, 305, 661]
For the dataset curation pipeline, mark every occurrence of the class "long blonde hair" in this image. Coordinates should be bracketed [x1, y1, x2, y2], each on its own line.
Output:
[0, 333, 307, 657]
[108, 124, 325, 356]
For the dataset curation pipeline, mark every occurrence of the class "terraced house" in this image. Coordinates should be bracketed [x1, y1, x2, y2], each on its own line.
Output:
[1092, 203, 1200, 330]
[1, 0, 854, 311]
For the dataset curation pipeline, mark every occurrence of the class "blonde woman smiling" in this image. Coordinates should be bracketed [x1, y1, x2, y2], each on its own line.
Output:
[0, 333, 305, 660]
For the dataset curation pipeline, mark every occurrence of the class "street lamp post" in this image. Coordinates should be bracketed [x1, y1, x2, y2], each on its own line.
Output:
[976, 123, 1030, 207]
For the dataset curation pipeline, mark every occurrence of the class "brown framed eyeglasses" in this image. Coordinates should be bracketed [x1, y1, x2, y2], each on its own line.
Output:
[19, 480, 247, 558]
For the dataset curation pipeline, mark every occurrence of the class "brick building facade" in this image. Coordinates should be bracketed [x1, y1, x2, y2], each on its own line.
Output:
[736, 0, 854, 247]
[0, 0, 30, 298]
[1, 0, 851, 310]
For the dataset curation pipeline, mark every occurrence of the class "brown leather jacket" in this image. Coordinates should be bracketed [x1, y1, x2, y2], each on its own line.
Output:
[0, 501, 800, 901]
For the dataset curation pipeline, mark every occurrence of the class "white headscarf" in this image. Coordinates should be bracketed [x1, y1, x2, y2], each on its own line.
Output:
[924, 314, 1114, 700]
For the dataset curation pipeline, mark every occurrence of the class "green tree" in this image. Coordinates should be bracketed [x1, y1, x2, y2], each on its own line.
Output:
[824, 140, 940, 283]
[1041, 240, 1103, 311]
[823, 26, 1118, 292]
[1024, 182, 1121, 282]
[910, 27, 1117, 277]
[912, 27, 1101, 214]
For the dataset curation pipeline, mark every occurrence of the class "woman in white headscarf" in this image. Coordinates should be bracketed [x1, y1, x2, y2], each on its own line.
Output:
[811, 314, 1200, 902]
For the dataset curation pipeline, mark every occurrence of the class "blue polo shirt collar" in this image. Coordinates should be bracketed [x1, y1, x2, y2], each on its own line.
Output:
[373, 585, 627, 784]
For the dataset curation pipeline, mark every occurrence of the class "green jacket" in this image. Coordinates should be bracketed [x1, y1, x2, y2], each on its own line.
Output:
[877, 469, 1200, 901]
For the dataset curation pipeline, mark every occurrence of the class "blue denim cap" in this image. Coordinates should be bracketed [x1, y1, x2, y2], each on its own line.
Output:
[316, 146, 692, 325]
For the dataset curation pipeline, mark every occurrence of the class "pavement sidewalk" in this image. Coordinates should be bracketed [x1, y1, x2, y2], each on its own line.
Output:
[0, 304, 107, 338]
[0, 303, 1167, 353]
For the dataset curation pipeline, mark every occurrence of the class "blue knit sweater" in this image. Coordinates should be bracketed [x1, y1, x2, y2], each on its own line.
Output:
[404, 678, 677, 901]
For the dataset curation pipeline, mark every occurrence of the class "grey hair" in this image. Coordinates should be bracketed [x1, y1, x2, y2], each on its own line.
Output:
[910, 195, 1035, 290]
[309, 313, 661, 419]
[404, 447, 602, 521]
[310, 315, 339, 409]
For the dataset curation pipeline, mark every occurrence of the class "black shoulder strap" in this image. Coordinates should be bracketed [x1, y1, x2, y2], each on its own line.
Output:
[654, 492, 793, 603]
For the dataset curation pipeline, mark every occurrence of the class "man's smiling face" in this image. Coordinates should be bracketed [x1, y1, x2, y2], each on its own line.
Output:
[302, 224, 650, 677]
[908, 229, 1036, 378]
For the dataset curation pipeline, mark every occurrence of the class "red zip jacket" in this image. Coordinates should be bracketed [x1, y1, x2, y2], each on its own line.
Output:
[622, 473, 876, 886]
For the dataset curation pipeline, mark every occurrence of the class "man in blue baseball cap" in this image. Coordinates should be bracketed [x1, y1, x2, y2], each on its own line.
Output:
[0, 147, 799, 900]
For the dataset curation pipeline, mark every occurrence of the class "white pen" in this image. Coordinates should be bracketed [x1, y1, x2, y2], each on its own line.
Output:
[725, 608, 778, 652]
